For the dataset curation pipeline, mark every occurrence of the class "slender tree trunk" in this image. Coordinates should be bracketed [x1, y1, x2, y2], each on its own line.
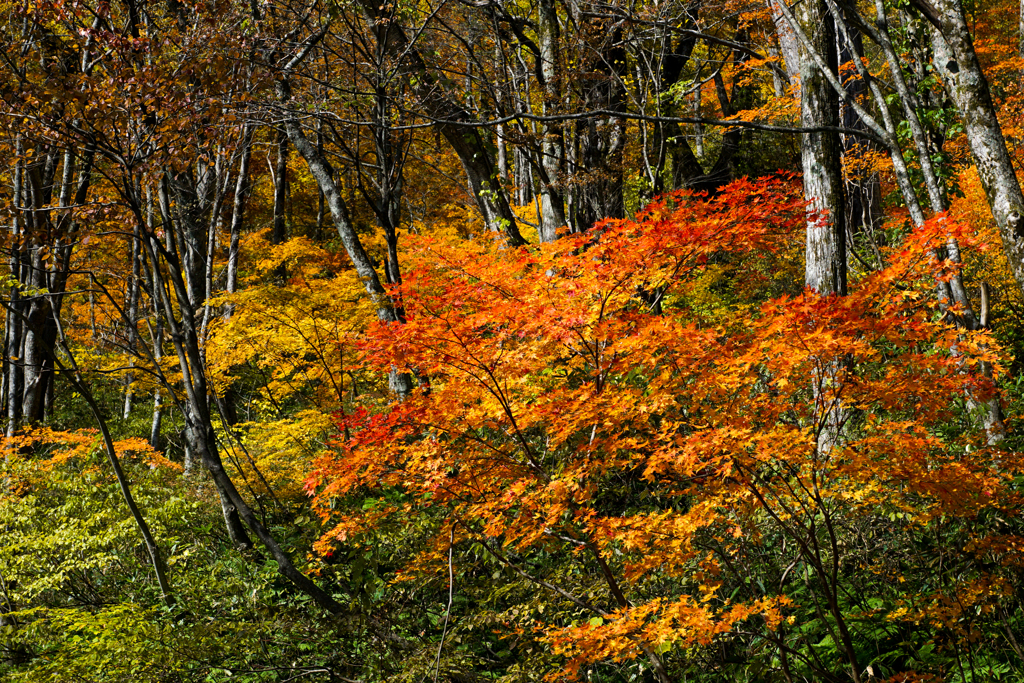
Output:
[272, 127, 288, 246]
[225, 125, 252, 320]
[123, 195, 142, 420]
[1019, 0, 1024, 61]
[49, 315, 173, 605]
[150, 172, 254, 544]
[572, 20, 628, 230]
[139, 213, 347, 611]
[834, 0, 1006, 442]
[143, 227, 255, 548]
[370, 75, 404, 288]
[200, 149, 228, 346]
[497, 122, 509, 190]
[165, 169, 208, 309]
[515, 145, 534, 206]
[837, 19, 882, 261]
[150, 321, 163, 450]
[142, 185, 164, 451]
[537, 0, 567, 241]
[6, 141, 23, 438]
[278, 78, 414, 397]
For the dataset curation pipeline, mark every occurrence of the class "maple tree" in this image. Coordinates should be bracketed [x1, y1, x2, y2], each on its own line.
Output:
[297, 177, 1024, 682]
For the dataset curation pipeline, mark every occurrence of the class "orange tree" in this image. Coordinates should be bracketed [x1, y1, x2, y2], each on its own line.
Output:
[305, 175, 1024, 682]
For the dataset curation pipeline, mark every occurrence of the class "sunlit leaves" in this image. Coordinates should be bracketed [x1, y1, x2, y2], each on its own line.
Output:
[304, 177, 1024, 677]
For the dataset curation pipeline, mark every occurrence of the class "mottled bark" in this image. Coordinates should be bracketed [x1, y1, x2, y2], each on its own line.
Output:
[199, 149, 229, 346]
[20, 147, 60, 425]
[142, 186, 164, 450]
[798, 0, 846, 296]
[123, 210, 142, 420]
[1020, 0, 1024, 60]
[10, 143, 94, 427]
[925, 1, 1024, 298]
[769, 0, 801, 85]
[515, 146, 534, 206]
[149, 323, 163, 450]
[5, 141, 24, 437]
[497, 122, 509, 191]
[897, 0, 1020, 443]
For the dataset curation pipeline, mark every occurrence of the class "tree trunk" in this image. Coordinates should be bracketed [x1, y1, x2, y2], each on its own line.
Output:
[49, 317, 173, 605]
[6, 137, 24, 437]
[924, 0, 1024, 296]
[798, 0, 847, 296]
[837, 19, 882, 258]
[272, 126, 288, 246]
[537, 0, 567, 241]
[149, 323, 163, 450]
[225, 125, 252, 320]
[149, 170, 256, 546]
[123, 199, 142, 420]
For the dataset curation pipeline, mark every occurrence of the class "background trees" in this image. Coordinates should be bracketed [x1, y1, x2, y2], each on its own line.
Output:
[5, 0, 1024, 680]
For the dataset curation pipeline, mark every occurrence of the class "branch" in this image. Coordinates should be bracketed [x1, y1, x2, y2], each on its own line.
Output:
[273, 104, 888, 145]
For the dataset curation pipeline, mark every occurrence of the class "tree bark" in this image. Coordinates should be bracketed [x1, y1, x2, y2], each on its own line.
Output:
[537, 0, 567, 241]
[150, 169, 256, 547]
[6, 138, 24, 437]
[798, 0, 847, 296]
[278, 83, 401, 324]
[837, 19, 882, 254]
[925, 2, 1024, 297]
[272, 126, 288, 246]
[225, 125, 252, 320]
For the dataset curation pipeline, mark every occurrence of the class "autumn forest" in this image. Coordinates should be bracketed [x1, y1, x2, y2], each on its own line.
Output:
[6, 0, 1024, 679]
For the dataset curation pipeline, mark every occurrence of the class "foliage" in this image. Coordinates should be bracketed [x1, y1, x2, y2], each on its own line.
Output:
[5, 0, 1024, 678]
[0, 429, 375, 682]
[307, 178, 1024, 681]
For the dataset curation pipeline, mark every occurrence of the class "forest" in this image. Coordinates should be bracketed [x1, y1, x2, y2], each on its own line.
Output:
[5, 0, 1024, 679]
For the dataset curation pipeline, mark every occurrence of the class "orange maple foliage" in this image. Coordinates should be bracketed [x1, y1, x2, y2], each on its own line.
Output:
[3, 427, 182, 480]
[305, 177, 1024, 677]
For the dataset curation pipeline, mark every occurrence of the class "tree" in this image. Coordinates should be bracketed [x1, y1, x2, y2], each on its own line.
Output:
[916, 0, 1024, 296]
[307, 177, 1023, 681]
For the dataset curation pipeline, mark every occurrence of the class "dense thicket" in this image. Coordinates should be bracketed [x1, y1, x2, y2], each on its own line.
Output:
[5, 0, 1024, 680]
